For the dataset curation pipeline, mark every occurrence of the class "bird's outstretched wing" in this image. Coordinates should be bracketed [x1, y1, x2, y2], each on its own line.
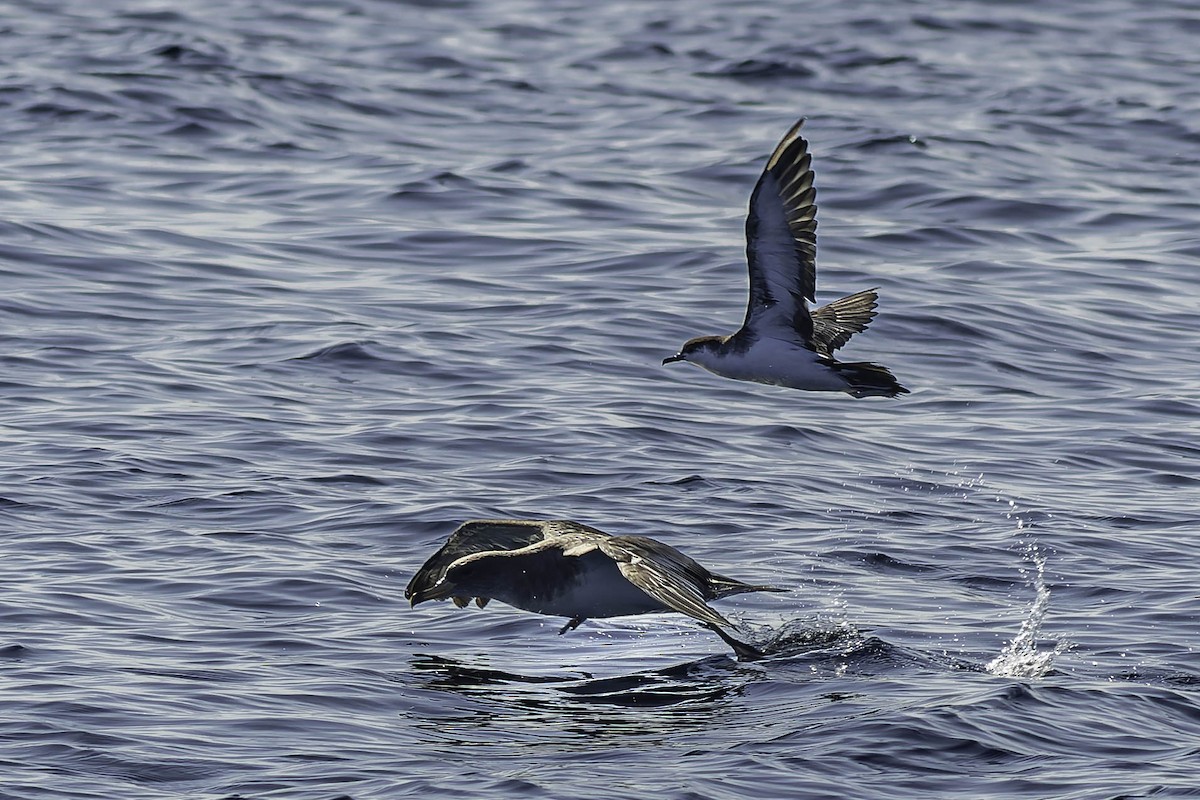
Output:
[599, 536, 733, 629]
[742, 118, 818, 342]
[405, 519, 560, 600]
[810, 288, 879, 356]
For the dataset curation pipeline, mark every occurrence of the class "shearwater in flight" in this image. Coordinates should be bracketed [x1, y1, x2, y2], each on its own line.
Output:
[405, 519, 784, 660]
[663, 119, 908, 398]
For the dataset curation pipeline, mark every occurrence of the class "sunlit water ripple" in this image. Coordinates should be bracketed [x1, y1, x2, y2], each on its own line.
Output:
[1, 0, 1198, 798]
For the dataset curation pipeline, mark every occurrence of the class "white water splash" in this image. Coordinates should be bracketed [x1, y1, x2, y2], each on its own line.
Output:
[987, 544, 1069, 678]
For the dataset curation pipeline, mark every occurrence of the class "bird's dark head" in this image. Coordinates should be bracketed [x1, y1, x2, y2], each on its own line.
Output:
[663, 335, 724, 366]
[408, 556, 494, 607]
[406, 576, 456, 607]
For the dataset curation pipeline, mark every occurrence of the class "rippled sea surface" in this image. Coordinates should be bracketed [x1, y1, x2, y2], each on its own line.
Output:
[3, 0, 1199, 797]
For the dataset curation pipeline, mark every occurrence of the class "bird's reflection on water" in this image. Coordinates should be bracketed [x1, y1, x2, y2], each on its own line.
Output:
[409, 620, 889, 709]
[411, 651, 739, 708]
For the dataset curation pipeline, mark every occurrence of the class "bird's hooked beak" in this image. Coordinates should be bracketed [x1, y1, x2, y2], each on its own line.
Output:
[407, 581, 455, 607]
[662, 353, 684, 365]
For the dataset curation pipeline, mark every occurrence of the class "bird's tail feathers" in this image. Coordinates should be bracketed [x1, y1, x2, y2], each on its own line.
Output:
[830, 360, 909, 399]
[709, 577, 787, 599]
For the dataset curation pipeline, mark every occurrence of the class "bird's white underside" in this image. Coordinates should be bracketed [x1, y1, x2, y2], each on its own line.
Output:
[685, 338, 849, 391]
[495, 554, 666, 619]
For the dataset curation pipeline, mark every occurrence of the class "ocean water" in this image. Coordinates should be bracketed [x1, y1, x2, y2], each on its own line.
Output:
[1, 0, 1198, 798]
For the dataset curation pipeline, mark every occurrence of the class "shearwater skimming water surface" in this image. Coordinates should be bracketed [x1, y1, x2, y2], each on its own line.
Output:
[664, 120, 908, 398]
[406, 519, 783, 660]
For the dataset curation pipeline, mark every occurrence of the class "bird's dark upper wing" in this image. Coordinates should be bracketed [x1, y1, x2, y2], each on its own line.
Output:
[405, 519, 565, 599]
[742, 118, 818, 343]
[810, 288, 879, 356]
[598, 536, 733, 628]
